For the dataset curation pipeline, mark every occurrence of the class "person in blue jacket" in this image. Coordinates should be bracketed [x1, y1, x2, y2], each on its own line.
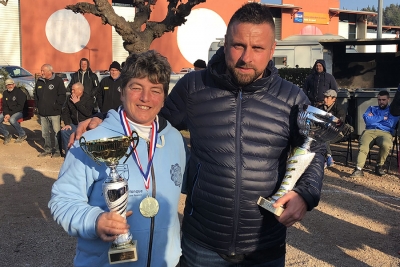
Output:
[351, 90, 399, 177]
[48, 50, 188, 267]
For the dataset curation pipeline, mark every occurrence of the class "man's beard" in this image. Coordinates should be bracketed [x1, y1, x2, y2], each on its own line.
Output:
[379, 104, 388, 109]
[227, 62, 264, 87]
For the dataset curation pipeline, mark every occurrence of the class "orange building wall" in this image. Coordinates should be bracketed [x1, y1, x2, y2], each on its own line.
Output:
[281, 0, 340, 39]
[150, 0, 255, 72]
[20, 0, 113, 75]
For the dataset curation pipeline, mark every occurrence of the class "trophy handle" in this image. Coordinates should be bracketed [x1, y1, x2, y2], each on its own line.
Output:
[79, 136, 101, 165]
[123, 131, 140, 164]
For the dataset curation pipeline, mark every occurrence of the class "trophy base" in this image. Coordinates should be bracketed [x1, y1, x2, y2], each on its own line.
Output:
[108, 240, 138, 264]
[257, 196, 285, 216]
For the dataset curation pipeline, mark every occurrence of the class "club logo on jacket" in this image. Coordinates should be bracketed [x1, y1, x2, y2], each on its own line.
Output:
[117, 86, 121, 92]
[170, 163, 182, 186]
[12, 96, 16, 101]
[49, 84, 54, 90]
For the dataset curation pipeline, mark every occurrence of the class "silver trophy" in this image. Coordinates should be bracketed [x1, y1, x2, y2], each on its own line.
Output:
[79, 132, 139, 264]
[258, 104, 344, 216]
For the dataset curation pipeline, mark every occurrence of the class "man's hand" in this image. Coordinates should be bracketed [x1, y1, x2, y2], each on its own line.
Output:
[62, 125, 72, 131]
[96, 211, 132, 242]
[273, 191, 307, 227]
[70, 94, 80, 104]
[3, 114, 10, 123]
[67, 117, 103, 148]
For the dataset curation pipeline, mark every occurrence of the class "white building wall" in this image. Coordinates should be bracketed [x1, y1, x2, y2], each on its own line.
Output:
[112, 6, 136, 64]
[0, 1, 21, 66]
[366, 32, 397, 52]
[338, 21, 349, 38]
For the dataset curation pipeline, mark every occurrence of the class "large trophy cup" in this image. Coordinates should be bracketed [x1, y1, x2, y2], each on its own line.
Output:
[258, 104, 344, 216]
[79, 132, 139, 264]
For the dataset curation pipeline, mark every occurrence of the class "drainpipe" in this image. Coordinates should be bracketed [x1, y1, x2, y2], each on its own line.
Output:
[377, 0, 383, 52]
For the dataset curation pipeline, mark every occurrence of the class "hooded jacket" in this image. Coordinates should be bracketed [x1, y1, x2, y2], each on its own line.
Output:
[2, 87, 27, 116]
[34, 73, 66, 117]
[68, 60, 99, 98]
[49, 110, 187, 267]
[61, 91, 94, 126]
[303, 59, 338, 105]
[161, 47, 325, 259]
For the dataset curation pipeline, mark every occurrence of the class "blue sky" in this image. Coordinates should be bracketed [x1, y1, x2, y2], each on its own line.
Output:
[260, 1, 399, 10]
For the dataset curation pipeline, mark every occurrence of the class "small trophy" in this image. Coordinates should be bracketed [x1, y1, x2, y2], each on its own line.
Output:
[79, 132, 139, 264]
[258, 104, 344, 216]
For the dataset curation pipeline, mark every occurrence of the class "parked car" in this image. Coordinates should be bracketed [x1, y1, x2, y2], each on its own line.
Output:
[55, 72, 74, 89]
[0, 65, 35, 99]
[94, 70, 110, 82]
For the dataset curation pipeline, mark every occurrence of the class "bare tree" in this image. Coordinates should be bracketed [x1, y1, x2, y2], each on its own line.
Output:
[0, 0, 9, 6]
[66, 0, 206, 54]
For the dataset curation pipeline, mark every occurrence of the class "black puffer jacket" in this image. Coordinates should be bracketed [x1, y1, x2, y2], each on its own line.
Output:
[303, 59, 338, 106]
[161, 48, 325, 257]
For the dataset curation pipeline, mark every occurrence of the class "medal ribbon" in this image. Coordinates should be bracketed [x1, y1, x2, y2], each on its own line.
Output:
[119, 107, 158, 190]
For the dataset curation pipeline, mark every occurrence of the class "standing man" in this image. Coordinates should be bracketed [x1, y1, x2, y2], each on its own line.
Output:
[61, 82, 93, 156]
[68, 58, 99, 101]
[351, 90, 399, 177]
[0, 78, 27, 144]
[35, 64, 66, 157]
[303, 59, 338, 106]
[72, 3, 325, 266]
[96, 61, 122, 113]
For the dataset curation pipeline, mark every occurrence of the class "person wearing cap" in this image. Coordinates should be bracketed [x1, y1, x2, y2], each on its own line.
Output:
[317, 89, 351, 167]
[193, 59, 207, 71]
[96, 61, 122, 113]
[35, 64, 66, 157]
[0, 78, 27, 144]
[351, 90, 399, 178]
[303, 59, 338, 106]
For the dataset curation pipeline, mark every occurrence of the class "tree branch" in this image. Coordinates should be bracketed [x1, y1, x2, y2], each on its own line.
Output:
[0, 0, 9, 6]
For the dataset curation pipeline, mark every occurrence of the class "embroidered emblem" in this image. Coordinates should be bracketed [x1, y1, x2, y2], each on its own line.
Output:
[49, 84, 54, 90]
[12, 96, 16, 101]
[170, 163, 182, 186]
[117, 86, 121, 92]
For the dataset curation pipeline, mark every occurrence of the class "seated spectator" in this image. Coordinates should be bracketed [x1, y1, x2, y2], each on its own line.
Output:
[61, 82, 93, 155]
[317, 89, 353, 167]
[351, 90, 399, 177]
[0, 78, 27, 144]
[97, 61, 122, 113]
[193, 59, 207, 70]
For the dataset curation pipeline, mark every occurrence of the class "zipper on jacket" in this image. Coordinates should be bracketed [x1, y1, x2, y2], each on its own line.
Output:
[229, 90, 243, 255]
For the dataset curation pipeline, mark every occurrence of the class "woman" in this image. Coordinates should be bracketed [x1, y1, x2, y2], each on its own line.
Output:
[49, 50, 187, 267]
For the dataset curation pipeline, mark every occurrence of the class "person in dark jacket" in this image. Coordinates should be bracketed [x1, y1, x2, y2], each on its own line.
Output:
[34, 64, 66, 158]
[70, 3, 325, 266]
[303, 59, 338, 106]
[96, 61, 122, 113]
[61, 82, 93, 156]
[317, 89, 353, 167]
[390, 83, 400, 116]
[0, 78, 27, 144]
[68, 58, 99, 100]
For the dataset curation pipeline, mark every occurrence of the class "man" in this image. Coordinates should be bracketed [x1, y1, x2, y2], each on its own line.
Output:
[35, 64, 66, 157]
[96, 61, 122, 113]
[72, 3, 325, 266]
[317, 89, 353, 167]
[351, 90, 399, 177]
[0, 78, 27, 144]
[68, 58, 99, 100]
[303, 59, 338, 106]
[193, 59, 206, 70]
[61, 82, 93, 155]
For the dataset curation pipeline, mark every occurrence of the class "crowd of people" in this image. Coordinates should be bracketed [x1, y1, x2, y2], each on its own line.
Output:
[0, 2, 399, 266]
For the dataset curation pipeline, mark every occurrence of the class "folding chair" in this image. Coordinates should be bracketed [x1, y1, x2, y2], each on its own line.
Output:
[331, 115, 353, 166]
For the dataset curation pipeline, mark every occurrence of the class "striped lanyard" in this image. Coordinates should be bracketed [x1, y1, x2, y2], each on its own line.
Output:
[119, 107, 158, 190]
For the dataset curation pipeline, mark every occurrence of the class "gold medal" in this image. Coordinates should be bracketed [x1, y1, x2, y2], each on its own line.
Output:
[139, 196, 159, 218]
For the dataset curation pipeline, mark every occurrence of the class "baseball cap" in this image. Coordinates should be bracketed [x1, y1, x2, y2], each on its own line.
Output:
[324, 89, 337, 98]
[5, 78, 15, 85]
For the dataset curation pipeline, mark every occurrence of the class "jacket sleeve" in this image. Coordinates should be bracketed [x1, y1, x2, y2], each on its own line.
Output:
[76, 95, 94, 118]
[61, 103, 72, 126]
[290, 90, 326, 211]
[330, 75, 338, 91]
[363, 106, 382, 126]
[160, 76, 189, 131]
[48, 144, 105, 239]
[390, 85, 400, 116]
[14, 89, 27, 114]
[56, 80, 67, 112]
[96, 79, 105, 111]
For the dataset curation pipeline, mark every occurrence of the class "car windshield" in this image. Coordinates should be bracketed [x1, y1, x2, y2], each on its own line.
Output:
[3, 66, 33, 78]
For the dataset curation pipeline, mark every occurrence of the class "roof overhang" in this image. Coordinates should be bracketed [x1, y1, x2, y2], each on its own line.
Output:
[262, 3, 302, 10]
[319, 38, 400, 46]
[329, 8, 377, 17]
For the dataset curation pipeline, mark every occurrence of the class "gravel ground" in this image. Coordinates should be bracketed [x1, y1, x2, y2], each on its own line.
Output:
[0, 117, 398, 266]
